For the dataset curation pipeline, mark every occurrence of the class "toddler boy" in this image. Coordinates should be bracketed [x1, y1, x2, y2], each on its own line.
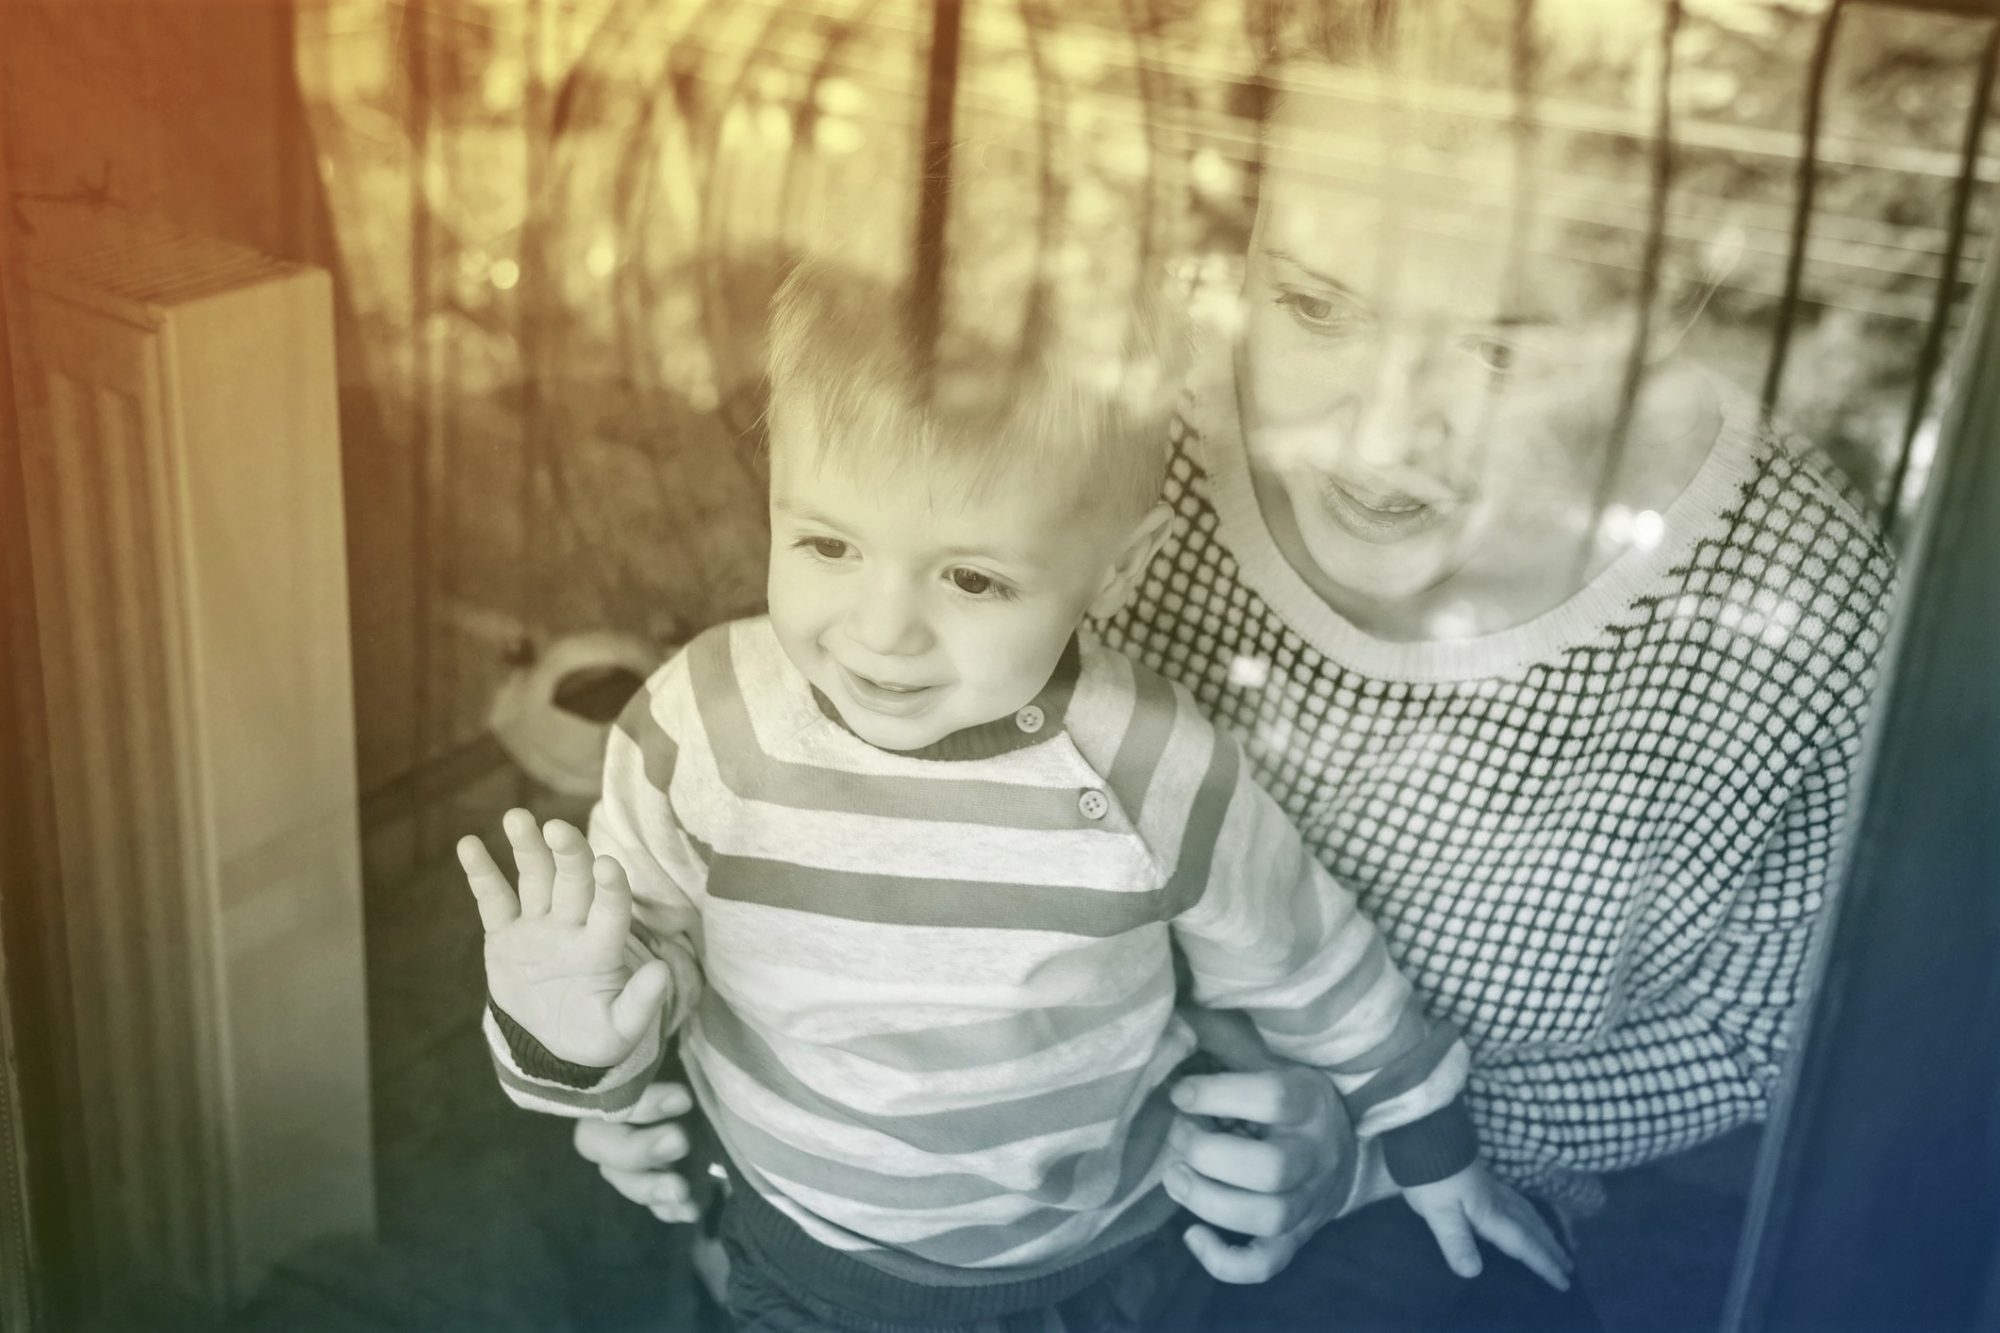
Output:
[460, 261, 1564, 1331]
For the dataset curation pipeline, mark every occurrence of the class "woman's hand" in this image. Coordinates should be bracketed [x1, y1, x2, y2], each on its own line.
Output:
[1162, 1065, 1358, 1284]
[1403, 1162, 1573, 1291]
[571, 1081, 703, 1223]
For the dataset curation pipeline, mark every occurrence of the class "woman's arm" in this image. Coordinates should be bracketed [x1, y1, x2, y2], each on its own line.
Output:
[1468, 726, 1865, 1194]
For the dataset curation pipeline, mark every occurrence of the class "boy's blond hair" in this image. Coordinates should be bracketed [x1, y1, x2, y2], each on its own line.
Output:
[764, 259, 1192, 522]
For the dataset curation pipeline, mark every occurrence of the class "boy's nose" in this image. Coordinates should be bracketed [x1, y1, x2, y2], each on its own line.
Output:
[845, 578, 934, 658]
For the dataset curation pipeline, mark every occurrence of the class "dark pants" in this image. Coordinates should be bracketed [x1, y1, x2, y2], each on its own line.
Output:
[719, 1207, 1214, 1333]
[1202, 1200, 1603, 1333]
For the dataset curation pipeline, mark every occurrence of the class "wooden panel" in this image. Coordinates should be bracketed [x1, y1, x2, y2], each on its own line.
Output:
[22, 223, 373, 1311]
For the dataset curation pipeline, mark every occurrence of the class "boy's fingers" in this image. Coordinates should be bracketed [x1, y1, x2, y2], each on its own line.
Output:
[1517, 1203, 1573, 1274]
[611, 960, 675, 1045]
[1479, 1210, 1571, 1291]
[585, 856, 635, 945]
[456, 835, 520, 932]
[546, 819, 595, 924]
[1486, 1201, 1573, 1287]
[504, 808, 555, 915]
[1181, 1223, 1295, 1285]
[1421, 1208, 1484, 1280]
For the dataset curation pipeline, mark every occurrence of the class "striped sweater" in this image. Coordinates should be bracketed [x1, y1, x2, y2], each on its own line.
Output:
[487, 615, 1472, 1280]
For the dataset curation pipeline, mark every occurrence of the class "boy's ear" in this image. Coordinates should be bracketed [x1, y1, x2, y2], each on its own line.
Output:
[1089, 502, 1176, 620]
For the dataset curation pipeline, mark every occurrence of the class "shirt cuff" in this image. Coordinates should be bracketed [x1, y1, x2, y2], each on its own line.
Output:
[1380, 1098, 1479, 1188]
[488, 996, 614, 1090]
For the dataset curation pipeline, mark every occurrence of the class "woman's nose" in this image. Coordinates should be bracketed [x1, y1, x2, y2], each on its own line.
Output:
[1346, 398, 1455, 472]
[1337, 339, 1459, 471]
[845, 577, 933, 657]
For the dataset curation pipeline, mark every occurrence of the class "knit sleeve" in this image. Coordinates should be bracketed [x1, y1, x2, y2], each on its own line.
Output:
[485, 654, 707, 1121]
[1468, 654, 1880, 1195]
[1167, 711, 1475, 1186]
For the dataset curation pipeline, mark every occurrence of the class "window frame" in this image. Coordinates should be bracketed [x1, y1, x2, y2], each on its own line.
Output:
[1725, 222, 2000, 1330]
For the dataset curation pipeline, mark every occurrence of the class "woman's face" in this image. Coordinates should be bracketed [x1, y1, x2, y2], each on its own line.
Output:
[1240, 84, 1641, 607]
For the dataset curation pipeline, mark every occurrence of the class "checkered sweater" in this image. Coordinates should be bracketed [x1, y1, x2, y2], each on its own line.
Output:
[1093, 346, 1893, 1210]
[487, 617, 1473, 1281]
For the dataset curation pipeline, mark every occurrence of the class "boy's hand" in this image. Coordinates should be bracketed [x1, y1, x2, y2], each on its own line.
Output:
[1403, 1161, 1573, 1292]
[459, 809, 674, 1068]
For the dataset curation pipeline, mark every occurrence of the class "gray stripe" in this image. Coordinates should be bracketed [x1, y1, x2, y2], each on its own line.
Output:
[1321, 1002, 1432, 1077]
[895, 1091, 1180, 1266]
[1159, 730, 1241, 918]
[1246, 934, 1392, 1041]
[614, 690, 680, 798]
[705, 853, 1175, 936]
[688, 1056, 1177, 1220]
[1106, 668, 1180, 821]
[492, 1054, 649, 1115]
[831, 964, 1175, 1072]
[700, 1086, 1065, 1208]
[688, 630, 1094, 831]
[697, 991, 1156, 1154]
[1343, 1021, 1466, 1120]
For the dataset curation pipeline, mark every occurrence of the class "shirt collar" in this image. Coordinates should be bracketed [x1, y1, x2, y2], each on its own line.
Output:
[809, 636, 1084, 762]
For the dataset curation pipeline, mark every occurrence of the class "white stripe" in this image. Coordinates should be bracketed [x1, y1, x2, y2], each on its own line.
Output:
[686, 1030, 1137, 1188]
[699, 906, 1165, 1009]
[1352, 1044, 1474, 1137]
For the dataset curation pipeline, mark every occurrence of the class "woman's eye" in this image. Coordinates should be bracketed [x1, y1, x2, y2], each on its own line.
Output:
[1276, 289, 1364, 334]
[802, 536, 849, 560]
[1465, 337, 1519, 374]
[948, 568, 1000, 597]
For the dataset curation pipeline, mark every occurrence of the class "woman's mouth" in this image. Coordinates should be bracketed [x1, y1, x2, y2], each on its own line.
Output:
[1316, 474, 1454, 544]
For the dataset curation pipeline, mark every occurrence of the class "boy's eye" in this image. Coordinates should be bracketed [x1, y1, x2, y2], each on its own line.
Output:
[801, 536, 849, 559]
[948, 568, 999, 596]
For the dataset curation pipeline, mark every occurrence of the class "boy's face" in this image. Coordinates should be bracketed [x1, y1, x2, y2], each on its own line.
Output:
[765, 397, 1140, 752]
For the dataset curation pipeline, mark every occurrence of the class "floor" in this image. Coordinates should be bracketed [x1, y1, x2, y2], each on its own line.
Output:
[208, 751, 1755, 1333]
[220, 765, 717, 1333]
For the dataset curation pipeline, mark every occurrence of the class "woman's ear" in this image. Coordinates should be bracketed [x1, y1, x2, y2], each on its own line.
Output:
[1649, 226, 1744, 364]
[1089, 502, 1176, 620]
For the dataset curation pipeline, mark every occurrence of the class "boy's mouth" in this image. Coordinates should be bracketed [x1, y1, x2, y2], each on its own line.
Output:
[836, 663, 942, 716]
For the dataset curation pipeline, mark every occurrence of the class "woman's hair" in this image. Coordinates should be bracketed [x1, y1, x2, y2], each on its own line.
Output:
[764, 257, 1191, 520]
[1247, 0, 1699, 321]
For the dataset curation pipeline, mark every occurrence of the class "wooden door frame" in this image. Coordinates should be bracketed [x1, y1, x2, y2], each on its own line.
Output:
[0, 6, 90, 1321]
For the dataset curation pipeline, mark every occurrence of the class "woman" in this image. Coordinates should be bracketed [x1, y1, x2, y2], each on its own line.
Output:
[574, 5, 1893, 1327]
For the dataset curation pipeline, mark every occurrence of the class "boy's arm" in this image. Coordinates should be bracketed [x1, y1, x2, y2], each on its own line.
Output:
[482, 665, 707, 1121]
[1164, 726, 1571, 1290]
[1166, 720, 1473, 1189]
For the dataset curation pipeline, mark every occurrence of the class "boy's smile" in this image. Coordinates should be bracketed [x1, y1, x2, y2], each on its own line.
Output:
[764, 395, 1163, 753]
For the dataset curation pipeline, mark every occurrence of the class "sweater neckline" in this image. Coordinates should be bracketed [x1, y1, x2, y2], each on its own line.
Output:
[1182, 329, 1765, 685]
[807, 635, 1084, 762]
